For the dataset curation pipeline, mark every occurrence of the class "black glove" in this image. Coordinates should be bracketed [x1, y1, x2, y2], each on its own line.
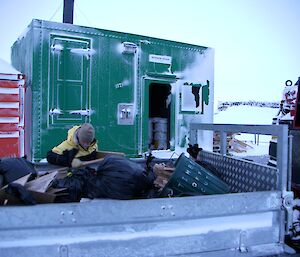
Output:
[187, 144, 203, 159]
[47, 148, 79, 167]
[77, 150, 97, 162]
[63, 149, 79, 166]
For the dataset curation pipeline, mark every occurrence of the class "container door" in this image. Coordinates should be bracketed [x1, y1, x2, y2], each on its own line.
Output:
[141, 79, 175, 153]
[49, 35, 91, 125]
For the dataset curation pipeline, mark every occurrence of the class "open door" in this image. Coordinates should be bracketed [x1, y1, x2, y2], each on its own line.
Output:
[142, 80, 175, 153]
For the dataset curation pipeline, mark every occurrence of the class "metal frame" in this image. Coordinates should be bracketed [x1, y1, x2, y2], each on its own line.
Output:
[189, 124, 289, 191]
[0, 124, 294, 257]
[189, 123, 293, 246]
[0, 191, 287, 257]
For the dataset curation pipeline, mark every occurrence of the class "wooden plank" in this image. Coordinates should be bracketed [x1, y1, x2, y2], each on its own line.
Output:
[46, 187, 68, 194]
[38, 158, 105, 178]
[12, 174, 31, 186]
[25, 171, 58, 193]
[96, 150, 125, 158]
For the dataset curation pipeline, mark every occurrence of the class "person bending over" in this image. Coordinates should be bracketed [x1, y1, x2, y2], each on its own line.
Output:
[47, 123, 98, 168]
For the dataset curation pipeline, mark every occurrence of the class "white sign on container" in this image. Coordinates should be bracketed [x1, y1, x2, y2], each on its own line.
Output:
[149, 54, 172, 65]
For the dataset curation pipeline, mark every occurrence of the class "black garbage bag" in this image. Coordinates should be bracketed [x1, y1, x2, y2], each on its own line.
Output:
[0, 157, 37, 185]
[87, 156, 155, 200]
[5, 183, 36, 205]
[52, 167, 96, 202]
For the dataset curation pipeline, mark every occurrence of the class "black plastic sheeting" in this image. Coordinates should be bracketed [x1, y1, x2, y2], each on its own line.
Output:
[53, 156, 155, 202]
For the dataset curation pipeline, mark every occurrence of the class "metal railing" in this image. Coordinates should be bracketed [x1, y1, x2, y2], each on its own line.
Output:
[189, 124, 289, 192]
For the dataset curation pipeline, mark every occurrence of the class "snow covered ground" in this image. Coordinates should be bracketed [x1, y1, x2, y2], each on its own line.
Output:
[214, 105, 278, 125]
[214, 105, 279, 161]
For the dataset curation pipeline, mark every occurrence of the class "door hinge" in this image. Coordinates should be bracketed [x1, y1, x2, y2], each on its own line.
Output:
[69, 109, 93, 116]
[70, 48, 94, 59]
[49, 108, 62, 115]
[51, 44, 63, 52]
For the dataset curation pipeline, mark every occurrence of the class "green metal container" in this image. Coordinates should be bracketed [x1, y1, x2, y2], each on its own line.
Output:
[160, 153, 230, 197]
[11, 19, 214, 161]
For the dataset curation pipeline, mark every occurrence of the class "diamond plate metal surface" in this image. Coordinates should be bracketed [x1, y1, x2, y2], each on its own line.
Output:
[199, 151, 279, 193]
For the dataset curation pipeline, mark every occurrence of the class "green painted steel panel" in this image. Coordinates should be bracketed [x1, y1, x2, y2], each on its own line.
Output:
[49, 35, 91, 125]
[11, 19, 214, 161]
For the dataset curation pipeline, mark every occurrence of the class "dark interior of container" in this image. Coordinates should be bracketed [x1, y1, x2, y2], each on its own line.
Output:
[148, 83, 171, 150]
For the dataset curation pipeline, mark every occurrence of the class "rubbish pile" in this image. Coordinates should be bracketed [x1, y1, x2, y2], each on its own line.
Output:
[0, 150, 230, 205]
[0, 157, 56, 205]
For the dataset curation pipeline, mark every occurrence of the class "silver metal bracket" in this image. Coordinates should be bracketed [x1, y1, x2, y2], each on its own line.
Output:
[282, 191, 294, 232]
[49, 108, 62, 115]
[59, 245, 69, 257]
[189, 128, 198, 146]
[69, 109, 93, 116]
[239, 230, 248, 253]
[122, 42, 137, 54]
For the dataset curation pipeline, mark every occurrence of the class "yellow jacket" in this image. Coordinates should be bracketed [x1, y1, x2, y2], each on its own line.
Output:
[52, 125, 98, 158]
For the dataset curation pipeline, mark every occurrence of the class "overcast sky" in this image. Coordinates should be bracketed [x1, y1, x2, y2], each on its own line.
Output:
[1, 0, 299, 105]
